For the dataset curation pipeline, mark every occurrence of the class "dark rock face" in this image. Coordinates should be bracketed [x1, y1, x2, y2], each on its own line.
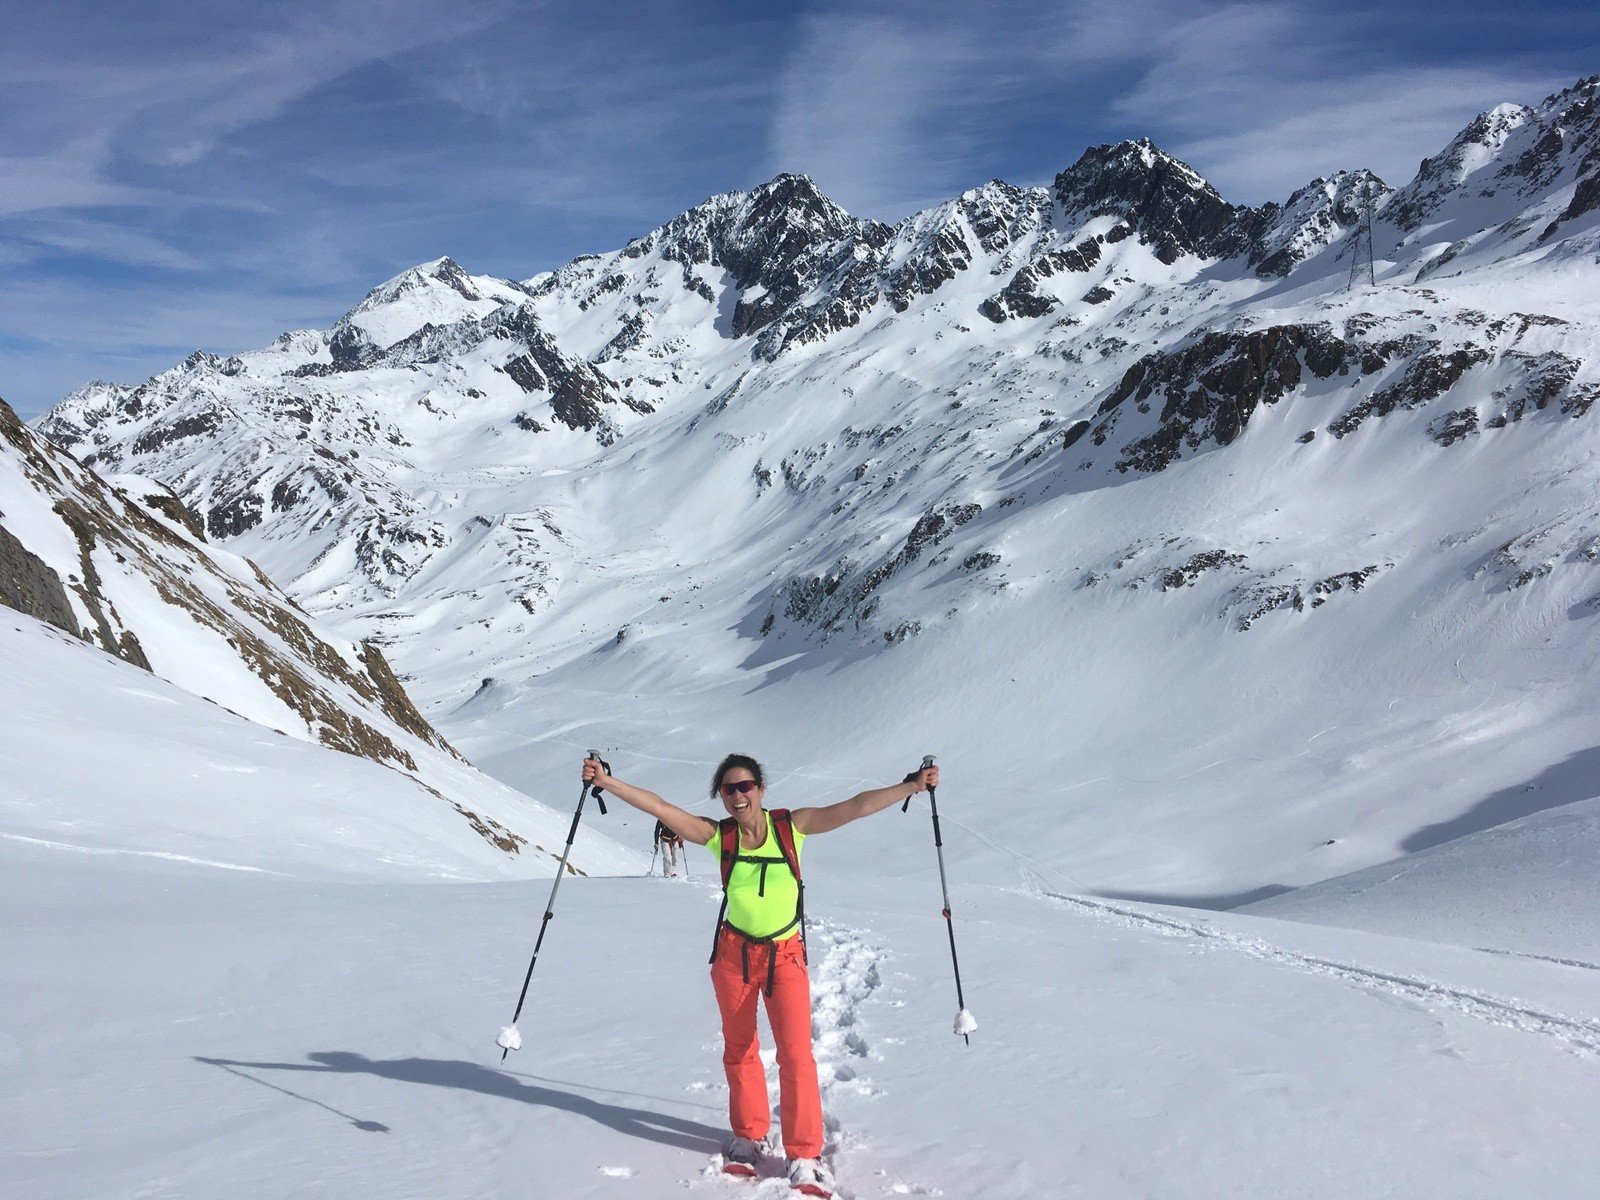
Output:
[1329, 347, 1491, 438]
[1233, 565, 1387, 630]
[328, 322, 375, 369]
[0, 523, 80, 635]
[1092, 324, 1365, 473]
[1053, 139, 1240, 263]
[124, 484, 208, 541]
[626, 173, 881, 348]
[1159, 550, 1249, 591]
[980, 237, 1104, 323]
[550, 366, 614, 435]
[778, 501, 983, 637]
[206, 488, 267, 539]
[1429, 408, 1480, 446]
[131, 407, 223, 454]
[504, 354, 549, 393]
[1077, 305, 1599, 476]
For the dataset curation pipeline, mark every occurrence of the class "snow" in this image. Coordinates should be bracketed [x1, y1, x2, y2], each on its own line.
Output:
[0, 613, 640, 881]
[10, 73, 1600, 1199]
[6, 834, 1600, 1199]
[1244, 793, 1600, 961]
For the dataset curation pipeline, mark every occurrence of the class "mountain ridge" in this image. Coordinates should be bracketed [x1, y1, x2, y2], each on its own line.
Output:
[25, 73, 1600, 904]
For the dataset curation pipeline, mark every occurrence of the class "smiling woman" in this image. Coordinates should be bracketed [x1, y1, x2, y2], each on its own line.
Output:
[580, 751, 936, 1198]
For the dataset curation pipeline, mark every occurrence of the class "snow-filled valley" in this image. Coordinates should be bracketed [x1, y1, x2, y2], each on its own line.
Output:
[7, 73, 1600, 1199]
[7, 806, 1600, 1199]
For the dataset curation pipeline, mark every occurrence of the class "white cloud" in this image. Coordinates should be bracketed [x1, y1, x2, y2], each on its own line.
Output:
[763, 0, 1211, 218]
[0, 0, 514, 216]
[1114, 3, 1566, 200]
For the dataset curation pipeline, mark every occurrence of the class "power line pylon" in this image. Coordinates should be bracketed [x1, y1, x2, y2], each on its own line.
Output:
[1347, 176, 1376, 291]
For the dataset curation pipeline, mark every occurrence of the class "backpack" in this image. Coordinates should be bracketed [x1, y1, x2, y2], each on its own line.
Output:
[708, 809, 805, 995]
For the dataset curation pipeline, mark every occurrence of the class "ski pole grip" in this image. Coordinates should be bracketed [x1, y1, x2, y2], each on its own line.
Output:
[902, 754, 937, 812]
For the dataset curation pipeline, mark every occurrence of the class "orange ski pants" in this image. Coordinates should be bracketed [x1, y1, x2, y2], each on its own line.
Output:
[710, 926, 824, 1159]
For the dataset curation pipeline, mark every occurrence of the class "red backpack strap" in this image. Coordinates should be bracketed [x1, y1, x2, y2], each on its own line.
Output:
[709, 817, 739, 965]
[769, 809, 802, 882]
[770, 809, 807, 962]
[717, 817, 740, 888]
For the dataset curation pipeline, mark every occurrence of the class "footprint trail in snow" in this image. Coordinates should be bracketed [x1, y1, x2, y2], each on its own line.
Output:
[683, 919, 917, 1199]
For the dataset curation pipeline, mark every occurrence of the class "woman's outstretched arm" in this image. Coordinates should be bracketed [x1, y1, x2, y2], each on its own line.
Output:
[584, 757, 718, 845]
[790, 763, 940, 836]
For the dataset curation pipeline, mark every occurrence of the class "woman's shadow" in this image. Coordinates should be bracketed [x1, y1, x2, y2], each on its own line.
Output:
[194, 1051, 724, 1152]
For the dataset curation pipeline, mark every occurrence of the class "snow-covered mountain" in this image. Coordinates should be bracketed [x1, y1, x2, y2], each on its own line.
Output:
[12, 73, 1600, 1200]
[0, 395, 635, 878]
[31, 74, 1600, 901]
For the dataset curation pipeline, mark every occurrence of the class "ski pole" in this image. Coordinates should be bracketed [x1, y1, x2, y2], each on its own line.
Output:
[649, 838, 660, 878]
[905, 754, 976, 1045]
[497, 750, 609, 1059]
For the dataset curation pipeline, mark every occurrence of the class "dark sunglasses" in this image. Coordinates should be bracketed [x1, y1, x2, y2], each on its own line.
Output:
[719, 779, 759, 797]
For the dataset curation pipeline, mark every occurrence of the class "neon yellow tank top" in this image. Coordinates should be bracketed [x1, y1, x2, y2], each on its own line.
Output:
[703, 811, 806, 940]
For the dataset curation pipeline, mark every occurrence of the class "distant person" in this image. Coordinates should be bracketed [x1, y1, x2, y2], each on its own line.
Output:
[653, 818, 683, 877]
[583, 751, 938, 1199]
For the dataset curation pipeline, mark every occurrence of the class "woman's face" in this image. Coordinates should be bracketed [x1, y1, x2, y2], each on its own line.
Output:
[718, 766, 764, 820]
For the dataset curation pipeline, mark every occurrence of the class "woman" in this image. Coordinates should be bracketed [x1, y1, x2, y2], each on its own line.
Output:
[582, 752, 938, 1198]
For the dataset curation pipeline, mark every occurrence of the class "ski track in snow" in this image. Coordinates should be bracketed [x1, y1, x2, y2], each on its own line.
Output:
[1036, 888, 1600, 1058]
[688, 919, 928, 1199]
[1473, 946, 1600, 973]
[0, 832, 277, 874]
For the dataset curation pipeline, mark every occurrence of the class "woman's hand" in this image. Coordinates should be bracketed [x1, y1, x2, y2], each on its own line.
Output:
[903, 763, 940, 793]
[583, 756, 612, 791]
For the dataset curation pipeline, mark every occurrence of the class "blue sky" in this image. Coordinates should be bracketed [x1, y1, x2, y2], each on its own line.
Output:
[2, 0, 1595, 418]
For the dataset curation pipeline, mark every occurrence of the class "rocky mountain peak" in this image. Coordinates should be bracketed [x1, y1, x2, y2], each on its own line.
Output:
[742, 172, 851, 228]
[1053, 138, 1237, 263]
[626, 172, 869, 286]
[1242, 168, 1393, 277]
[351, 255, 484, 313]
[1386, 101, 1539, 232]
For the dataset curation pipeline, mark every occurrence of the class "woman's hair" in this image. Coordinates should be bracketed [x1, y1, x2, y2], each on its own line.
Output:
[710, 753, 765, 797]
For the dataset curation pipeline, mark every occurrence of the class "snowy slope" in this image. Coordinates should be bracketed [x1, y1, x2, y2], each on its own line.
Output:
[0, 395, 640, 878]
[1244, 793, 1600, 961]
[5, 838, 1600, 1200]
[29, 74, 1600, 909]
[0, 611, 637, 880]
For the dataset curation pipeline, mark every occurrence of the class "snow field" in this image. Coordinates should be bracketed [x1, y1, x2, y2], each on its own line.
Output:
[8, 842, 1600, 1200]
[0, 613, 641, 881]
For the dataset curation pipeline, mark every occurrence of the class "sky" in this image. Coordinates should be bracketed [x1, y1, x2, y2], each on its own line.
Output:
[1, 0, 1596, 418]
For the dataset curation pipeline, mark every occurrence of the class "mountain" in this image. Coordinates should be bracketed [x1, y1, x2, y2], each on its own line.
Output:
[0, 395, 635, 878]
[30, 73, 1600, 902]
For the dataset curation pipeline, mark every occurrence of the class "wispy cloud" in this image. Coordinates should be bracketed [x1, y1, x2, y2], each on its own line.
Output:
[1, 0, 1595, 417]
[766, 0, 1592, 214]
[764, 1, 1122, 217]
[764, 0, 1240, 217]
[1114, 2, 1571, 199]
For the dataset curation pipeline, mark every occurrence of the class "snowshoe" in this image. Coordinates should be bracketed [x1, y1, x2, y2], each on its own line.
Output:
[721, 1135, 764, 1178]
[786, 1157, 834, 1198]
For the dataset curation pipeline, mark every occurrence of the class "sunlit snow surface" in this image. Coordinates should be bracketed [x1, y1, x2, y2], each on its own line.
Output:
[5, 828, 1600, 1199]
[11, 79, 1600, 1197]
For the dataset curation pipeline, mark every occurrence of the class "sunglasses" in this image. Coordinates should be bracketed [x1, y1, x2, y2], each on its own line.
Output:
[719, 780, 759, 797]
